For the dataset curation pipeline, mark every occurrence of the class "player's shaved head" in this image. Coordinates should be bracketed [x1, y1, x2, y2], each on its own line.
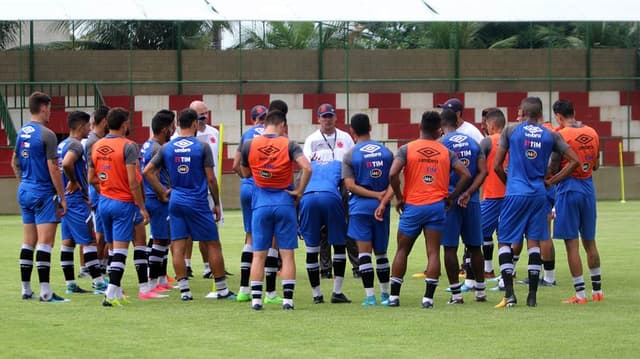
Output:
[179, 108, 198, 129]
[485, 108, 506, 129]
[521, 97, 543, 120]
[440, 109, 458, 129]
[189, 100, 208, 114]
[349, 113, 370, 136]
[420, 111, 441, 135]
[268, 100, 288, 114]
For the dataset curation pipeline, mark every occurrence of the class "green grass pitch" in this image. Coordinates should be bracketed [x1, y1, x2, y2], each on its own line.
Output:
[0, 201, 638, 358]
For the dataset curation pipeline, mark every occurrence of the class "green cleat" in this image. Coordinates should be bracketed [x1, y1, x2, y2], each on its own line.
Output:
[264, 295, 283, 304]
[236, 292, 252, 302]
[102, 297, 122, 307]
[361, 296, 377, 307]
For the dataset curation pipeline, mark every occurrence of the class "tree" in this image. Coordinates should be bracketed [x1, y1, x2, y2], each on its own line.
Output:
[0, 21, 20, 50]
[239, 21, 347, 49]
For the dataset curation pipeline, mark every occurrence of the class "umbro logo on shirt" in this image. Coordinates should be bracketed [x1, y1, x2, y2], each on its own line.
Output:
[417, 147, 440, 158]
[258, 145, 280, 156]
[523, 124, 543, 134]
[96, 146, 115, 156]
[448, 135, 469, 144]
[359, 144, 381, 154]
[174, 139, 194, 149]
[22, 126, 35, 134]
[575, 134, 593, 145]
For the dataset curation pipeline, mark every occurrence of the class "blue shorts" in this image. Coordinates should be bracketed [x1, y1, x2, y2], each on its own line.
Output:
[398, 201, 446, 238]
[553, 191, 596, 241]
[169, 200, 218, 242]
[134, 205, 143, 226]
[442, 201, 482, 248]
[252, 205, 298, 251]
[546, 186, 556, 213]
[240, 181, 254, 233]
[146, 197, 170, 240]
[61, 199, 93, 245]
[348, 210, 390, 253]
[480, 198, 503, 238]
[299, 192, 346, 247]
[99, 196, 136, 243]
[498, 195, 548, 244]
[17, 185, 58, 225]
[91, 204, 105, 234]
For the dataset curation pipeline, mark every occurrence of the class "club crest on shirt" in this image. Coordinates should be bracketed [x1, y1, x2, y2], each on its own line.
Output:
[260, 170, 272, 178]
[460, 158, 470, 167]
[98, 172, 108, 181]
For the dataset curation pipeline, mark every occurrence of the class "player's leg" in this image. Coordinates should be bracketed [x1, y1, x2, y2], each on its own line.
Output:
[199, 241, 211, 278]
[248, 207, 273, 310]
[274, 205, 298, 310]
[350, 214, 375, 306]
[134, 214, 158, 299]
[264, 242, 281, 303]
[480, 198, 500, 278]
[184, 237, 194, 278]
[171, 239, 192, 300]
[328, 196, 350, 303]
[441, 205, 463, 303]
[102, 199, 136, 306]
[523, 195, 549, 307]
[581, 192, 602, 301]
[422, 227, 442, 309]
[299, 195, 324, 303]
[373, 214, 391, 303]
[237, 182, 254, 301]
[60, 238, 81, 293]
[319, 226, 332, 278]
[35, 192, 65, 302]
[540, 206, 557, 286]
[462, 203, 486, 301]
[19, 223, 37, 299]
[495, 196, 528, 308]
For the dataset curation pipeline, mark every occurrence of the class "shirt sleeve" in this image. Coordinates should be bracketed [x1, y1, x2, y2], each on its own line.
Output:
[289, 140, 304, 161]
[124, 143, 139, 165]
[42, 128, 58, 160]
[479, 137, 492, 157]
[342, 148, 355, 179]
[149, 145, 165, 167]
[241, 140, 252, 167]
[551, 131, 570, 154]
[395, 145, 408, 164]
[498, 124, 515, 150]
[67, 140, 84, 159]
[201, 141, 215, 168]
[449, 149, 461, 167]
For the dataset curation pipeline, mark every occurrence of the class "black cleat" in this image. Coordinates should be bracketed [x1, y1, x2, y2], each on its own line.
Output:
[384, 298, 400, 307]
[331, 292, 352, 304]
[320, 270, 332, 279]
[186, 266, 194, 278]
[526, 293, 537, 307]
[447, 297, 464, 305]
[313, 295, 325, 304]
[282, 303, 295, 310]
[22, 292, 35, 300]
[539, 279, 556, 287]
[202, 271, 213, 279]
[252, 303, 263, 311]
[422, 301, 434, 309]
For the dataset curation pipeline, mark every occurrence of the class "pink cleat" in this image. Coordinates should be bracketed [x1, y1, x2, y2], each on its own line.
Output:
[151, 285, 170, 293]
[138, 291, 168, 300]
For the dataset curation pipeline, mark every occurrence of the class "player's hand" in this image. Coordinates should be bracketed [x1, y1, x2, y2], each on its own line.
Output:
[457, 192, 470, 208]
[374, 204, 386, 222]
[159, 188, 171, 203]
[444, 196, 454, 211]
[285, 188, 303, 206]
[65, 181, 79, 195]
[213, 204, 221, 223]
[57, 196, 67, 217]
[139, 207, 150, 225]
[544, 178, 553, 188]
[394, 200, 405, 216]
[376, 189, 387, 203]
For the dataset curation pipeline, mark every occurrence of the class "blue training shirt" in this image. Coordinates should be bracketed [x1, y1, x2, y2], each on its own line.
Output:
[442, 131, 483, 203]
[150, 136, 214, 205]
[304, 160, 342, 199]
[498, 122, 569, 197]
[342, 140, 393, 215]
[57, 137, 89, 203]
[140, 138, 170, 199]
[237, 124, 265, 186]
[15, 121, 58, 192]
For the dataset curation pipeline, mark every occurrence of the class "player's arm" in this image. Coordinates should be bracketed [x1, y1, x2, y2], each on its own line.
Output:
[341, 150, 386, 200]
[494, 125, 512, 184]
[232, 149, 244, 178]
[447, 153, 471, 210]
[143, 146, 170, 202]
[239, 140, 253, 178]
[376, 157, 404, 220]
[43, 130, 66, 215]
[545, 132, 580, 187]
[458, 155, 487, 208]
[287, 153, 312, 198]
[124, 143, 148, 224]
[202, 142, 221, 221]
[62, 148, 80, 194]
[11, 152, 21, 179]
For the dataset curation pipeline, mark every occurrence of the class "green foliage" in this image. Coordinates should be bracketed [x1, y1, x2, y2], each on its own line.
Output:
[0, 21, 20, 50]
[0, 202, 638, 357]
[240, 21, 347, 49]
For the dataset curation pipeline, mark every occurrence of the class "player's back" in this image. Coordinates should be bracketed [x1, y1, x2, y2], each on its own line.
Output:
[162, 136, 210, 203]
[557, 123, 599, 194]
[140, 138, 169, 199]
[239, 124, 265, 185]
[402, 139, 451, 205]
[304, 160, 342, 198]
[504, 122, 555, 196]
[482, 133, 507, 200]
[442, 132, 481, 201]
[92, 135, 137, 202]
[347, 140, 393, 214]
[85, 131, 103, 206]
[16, 121, 55, 191]
[57, 137, 89, 202]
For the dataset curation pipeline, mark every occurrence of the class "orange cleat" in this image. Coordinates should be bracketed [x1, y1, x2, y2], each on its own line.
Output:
[592, 292, 604, 302]
[562, 296, 587, 304]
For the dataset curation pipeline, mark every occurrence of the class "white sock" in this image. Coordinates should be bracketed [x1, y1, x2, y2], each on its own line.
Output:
[365, 287, 375, 297]
[22, 282, 32, 295]
[203, 262, 211, 273]
[333, 276, 344, 294]
[544, 269, 556, 283]
[139, 282, 150, 293]
[422, 297, 433, 304]
[185, 259, 191, 267]
[464, 279, 476, 289]
[283, 298, 294, 306]
[252, 298, 262, 307]
[40, 282, 52, 299]
[105, 284, 118, 300]
[312, 286, 322, 297]
[484, 260, 493, 273]
[239, 286, 250, 295]
[266, 291, 277, 299]
[380, 282, 389, 294]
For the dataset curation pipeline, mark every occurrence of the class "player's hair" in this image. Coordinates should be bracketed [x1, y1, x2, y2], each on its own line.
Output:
[268, 100, 288, 115]
[106, 107, 129, 130]
[151, 109, 175, 135]
[93, 105, 110, 125]
[485, 108, 506, 128]
[67, 111, 90, 130]
[440, 109, 458, 128]
[520, 97, 543, 119]
[178, 108, 198, 129]
[552, 99, 574, 118]
[349, 113, 370, 136]
[482, 107, 499, 118]
[420, 111, 441, 134]
[265, 110, 287, 126]
[28, 91, 52, 114]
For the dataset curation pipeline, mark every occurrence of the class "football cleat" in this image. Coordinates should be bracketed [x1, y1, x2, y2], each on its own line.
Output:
[484, 270, 496, 279]
[421, 301, 434, 309]
[539, 279, 557, 287]
[562, 295, 587, 305]
[313, 295, 325, 304]
[66, 283, 90, 294]
[282, 303, 295, 310]
[592, 292, 604, 302]
[22, 292, 35, 300]
[181, 293, 193, 301]
[362, 296, 377, 307]
[138, 291, 168, 300]
[252, 303, 263, 311]
[526, 293, 537, 307]
[102, 297, 122, 307]
[494, 295, 517, 308]
[236, 292, 251, 302]
[217, 291, 237, 300]
[40, 292, 70, 303]
[447, 297, 464, 305]
[264, 295, 283, 304]
[330, 292, 352, 304]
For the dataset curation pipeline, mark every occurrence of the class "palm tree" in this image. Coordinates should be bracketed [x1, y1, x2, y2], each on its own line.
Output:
[0, 21, 20, 49]
[240, 21, 348, 49]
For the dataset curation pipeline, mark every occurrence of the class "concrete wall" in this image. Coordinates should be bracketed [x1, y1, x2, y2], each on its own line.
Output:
[0, 168, 635, 214]
[0, 49, 636, 95]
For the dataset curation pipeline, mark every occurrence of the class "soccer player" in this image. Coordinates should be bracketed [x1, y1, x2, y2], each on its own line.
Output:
[303, 104, 359, 279]
[440, 109, 488, 304]
[84, 106, 110, 274]
[140, 110, 176, 293]
[240, 110, 312, 310]
[493, 97, 580, 308]
[144, 109, 234, 301]
[89, 107, 150, 307]
[437, 98, 484, 144]
[342, 113, 394, 306]
[376, 111, 470, 308]
[232, 104, 279, 303]
[57, 110, 106, 295]
[13, 92, 68, 302]
[550, 99, 603, 304]
[299, 151, 350, 304]
[479, 109, 507, 279]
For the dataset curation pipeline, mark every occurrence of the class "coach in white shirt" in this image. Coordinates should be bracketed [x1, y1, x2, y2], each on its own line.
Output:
[437, 98, 484, 144]
[303, 104, 360, 279]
